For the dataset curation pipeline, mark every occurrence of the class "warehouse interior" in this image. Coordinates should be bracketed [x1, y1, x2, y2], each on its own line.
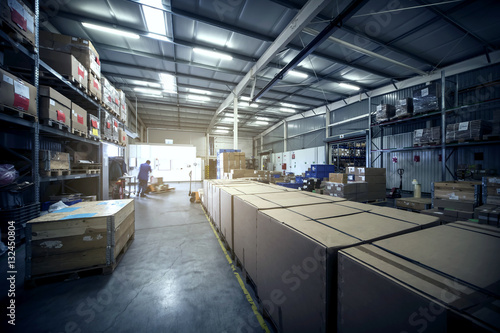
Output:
[1, 0, 500, 332]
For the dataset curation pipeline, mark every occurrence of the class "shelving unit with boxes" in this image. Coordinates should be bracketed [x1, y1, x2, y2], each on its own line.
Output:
[0, 0, 131, 244]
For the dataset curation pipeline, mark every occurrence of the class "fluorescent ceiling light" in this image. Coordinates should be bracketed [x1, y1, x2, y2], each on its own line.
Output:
[240, 96, 251, 101]
[280, 107, 296, 113]
[142, 5, 166, 35]
[214, 129, 229, 134]
[339, 82, 360, 90]
[287, 70, 308, 79]
[239, 102, 258, 108]
[188, 94, 211, 102]
[280, 102, 298, 108]
[146, 33, 172, 42]
[193, 48, 232, 60]
[255, 121, 268, 125]
[189, 88, 211, 95]
[82, 23, 139, 39]
[133, 80, 162, 88]
[256, 117, 272, 121]
[221, 117, 239, 123]
[159, 73, 176, 92]
[134, 87, 162, 95]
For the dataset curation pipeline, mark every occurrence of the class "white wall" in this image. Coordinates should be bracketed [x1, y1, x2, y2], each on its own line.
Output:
[270, 146, 324, 175]
[146, 129, 254, 159]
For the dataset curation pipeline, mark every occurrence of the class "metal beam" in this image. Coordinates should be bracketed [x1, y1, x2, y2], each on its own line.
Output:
[252, 0, 369, 103]
[206, 0, 332, 131]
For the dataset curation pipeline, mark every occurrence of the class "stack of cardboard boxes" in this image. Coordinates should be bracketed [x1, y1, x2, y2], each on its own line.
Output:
[446, 120, 492, 143]
[413, 126, 441, 146]
[1, 0, 35, 46]
[375, 104, 395, 122]
[395, 98, 413, 118]
[473, 177, 500, 227]
[217, 150, 245, 179]
[324, 167, 386, 202]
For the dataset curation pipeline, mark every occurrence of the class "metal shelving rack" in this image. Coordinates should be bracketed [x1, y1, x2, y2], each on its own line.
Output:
[368, 69, 500, 182]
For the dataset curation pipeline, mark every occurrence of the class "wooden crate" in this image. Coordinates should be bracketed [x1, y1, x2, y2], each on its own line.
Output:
[26, 199, 135, 280]
[39, 150, 70, 171]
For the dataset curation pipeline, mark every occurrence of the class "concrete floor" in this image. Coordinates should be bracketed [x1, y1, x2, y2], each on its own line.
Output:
[0, 182, 272, 333]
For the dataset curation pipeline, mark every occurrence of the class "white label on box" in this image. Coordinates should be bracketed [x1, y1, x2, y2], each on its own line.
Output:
[50, 99, 55, 106]
[14, 81, 29, 99]
[25, 11, 34, 33]
[421, 88, 429, 97]
[72, 37, 78, 42]
[3, 75, 14, 85]
[448, 193, 459, 200]
[8, 0, 23, 17]
[415, 129, 424, 137]
[400, 99, 407, 106]
[458, 122, 469, 131]
[336, 186, 341, 191]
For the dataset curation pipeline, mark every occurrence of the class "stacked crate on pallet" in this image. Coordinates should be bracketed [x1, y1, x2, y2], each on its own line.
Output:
[101, 76, 115, 114]
[118, 128, 128, 146]
[0, 68, 37, 120]
[395, 98, 413, 118]
[473, 177, 500, 227]
[100, 110, 112, 141]
[446, 120, 492, 143]
[39, 150, 70, 177]
[117, 89, 127, 124]
[70, 102, 87, 138]
[39, 86, 71, 130]
[40, 49, 88, 92]
[431, 181, 482, 223]
[412, 83, 440, 114]
[375, 104, 395, 123]
[88, 114, 100, 140]
[26, 199, 135, 282]
[112, 116, 119, 143]
[413, 126, 441, 146]
[0, 0, 35, 47]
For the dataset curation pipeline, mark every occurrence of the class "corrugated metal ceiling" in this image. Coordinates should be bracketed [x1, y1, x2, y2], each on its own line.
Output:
[40, 0, 500, 137]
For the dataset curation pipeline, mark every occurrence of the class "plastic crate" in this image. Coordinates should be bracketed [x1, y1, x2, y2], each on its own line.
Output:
[310, 164, 335, 173]
[0, 182, 34, 209]
[276, 182, 303, 189]
[0, 202, 40, 245]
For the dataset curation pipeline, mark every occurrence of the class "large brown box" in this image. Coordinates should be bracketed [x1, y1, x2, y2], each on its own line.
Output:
[118, 128, 127, 146]
[257, 205, 440, 333]
[88, 72, 102, 101]
[396, 197, 432, 211]
[101, 110, 113, 140]
[338, 222, 500, 332]
[39, 86, 71, 126]
[88, 114, 100, 139]
[0, 0, 35, 46]
[112, 117, 119, 142]
[26, 199, 135, 278]
[40, 49, 88, 91]
[0, 68, 37, 116]
[40, 30, 100, 78]
[329, 173, 348, 184]
[433, 181, 481, 211]
[39, 150, 70, 171]
[71, 102, 87, 134]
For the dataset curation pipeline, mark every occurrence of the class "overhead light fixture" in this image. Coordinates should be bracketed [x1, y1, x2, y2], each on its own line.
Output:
[82, 22, 140, 39]
[214, 129, 229, 134]
[134, 87, 162, 95]
[146, 33, 172, 42]
[159, 73, 177, 93]
[280, 107, 296, 113]
[189, 88, 211, 95]
[188, 94, 211, 102]
[339, 82, 360, 90]
[256, 117, 272, 121]
[239, 102, 259, 108]
[254, 121, 269, 126]
[133, 80, 162, 88]
[193, 48, 233, 60]
[221, 117, 239, 123]
[240, 96, 251, 101]
[280, 102, 298, 108]
[142, 4, 166, 36]
[287, 70, 308, 79]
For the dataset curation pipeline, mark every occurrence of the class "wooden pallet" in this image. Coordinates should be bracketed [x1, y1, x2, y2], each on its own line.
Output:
[40, 118, 70, 132]
[393, 113, 413, 120]
[40, 169, 71, 177]
[87, 90, 101, 103]
[25, 234, 134, 288]
[413, 142, 440, 147]
[362, 198, 387, 205]
[64, 75, 88, 94]
[72, 168, 100, 174]
[71, 128, 88, 138]
[73, 163, 102, 169]
[446, 137, 482, 144]
[483, 134, 500, 141]
[0, 18, 36, 50]
[0, 104, 38, 122]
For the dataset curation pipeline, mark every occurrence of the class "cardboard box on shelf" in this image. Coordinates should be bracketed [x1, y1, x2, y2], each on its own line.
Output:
[118, 128, 127, 146]
[329, 173, 348, 184]
[112, 117, 119, 142]
[39, 86, 71, 126]
[40, 30, 100, 78]
[375, 104, 395, 122]
[0, 69, 37, 116]
[100, 110, 112, 140]
[88, 72, 102, 102]
[412, 84, 439, 114]
[0, 0, 35, 46]
[39, 150, 70, 171]
[88, 114, 100, 139]
[71, 102, 87, 134]
[40, 49, 88, 91]
[338, 223, 500, 332]
[395, 98, 413, 117]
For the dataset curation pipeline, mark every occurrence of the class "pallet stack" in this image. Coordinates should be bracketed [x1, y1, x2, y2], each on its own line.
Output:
[0, 68, 37, 121]
[26, 199, 135, 284]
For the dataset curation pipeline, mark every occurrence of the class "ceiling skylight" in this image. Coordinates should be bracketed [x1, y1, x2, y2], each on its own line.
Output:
[142, 3, 166, 36]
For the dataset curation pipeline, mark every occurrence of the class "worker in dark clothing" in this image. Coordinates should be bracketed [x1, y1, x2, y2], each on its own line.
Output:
[137, 160, 152, 197]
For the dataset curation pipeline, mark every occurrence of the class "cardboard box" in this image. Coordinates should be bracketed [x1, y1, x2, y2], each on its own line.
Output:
[39, 150, 70, 171]
[117, 89, 127, 122]
[88, 114, 100, 139]
[118, 128, 127, 146]
[355, 167, 385, 177]
[338, 223, 500, 332]
[26, 199, 134, 278]
[257, 206, 440, 333]
[112, 117, 119, 142]
[329, 173, 348, 184]
[413, 84, 439, 114]
[40, 30, 100, 78]
[88, 72, 102, 101]
[395, 98, 413, 117]
[1, 0, 35, 46]
[39, 86, 71, 126]
[395, 197, 432, 211]
[71, 102, 87, 134]
[219, 187, 245, 249]
[0, 68, 37, 116]
[375, 104, 395, 122]
[101, 110, 112, 140]
[40, 49, 88, 90]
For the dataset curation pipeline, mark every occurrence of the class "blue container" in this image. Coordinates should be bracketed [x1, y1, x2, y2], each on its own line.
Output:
[295, 176, 304, 183]
[276, 182, 303, 189]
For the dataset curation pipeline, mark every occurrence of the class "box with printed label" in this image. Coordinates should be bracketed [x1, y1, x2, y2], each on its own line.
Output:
[40, 49, 88, 91]
[1, 0, 35, 46]
[88, 114, 100, 139]
[0, 68, 37, 116]
[375, 104, 395, 122]
[118, 128, 127, 146]
[395, 98, 413, 118]
[88, 72, 102, 102]
[39, 86, 71, 126]
[71, 102, 87, 135]
[112, 117, 119, 142]
[100, 110, 112, 140]
[117, 89, 127, 123]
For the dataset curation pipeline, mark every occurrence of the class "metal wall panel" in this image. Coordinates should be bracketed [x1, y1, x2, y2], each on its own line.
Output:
[263, 123, 283, 145]
[288, 114, 325, 137]
[329, 100, 368, 124]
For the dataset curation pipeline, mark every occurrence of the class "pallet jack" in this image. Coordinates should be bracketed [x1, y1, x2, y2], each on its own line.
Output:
[188, 170, 196, 203]
[387, 168, 404, 199]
